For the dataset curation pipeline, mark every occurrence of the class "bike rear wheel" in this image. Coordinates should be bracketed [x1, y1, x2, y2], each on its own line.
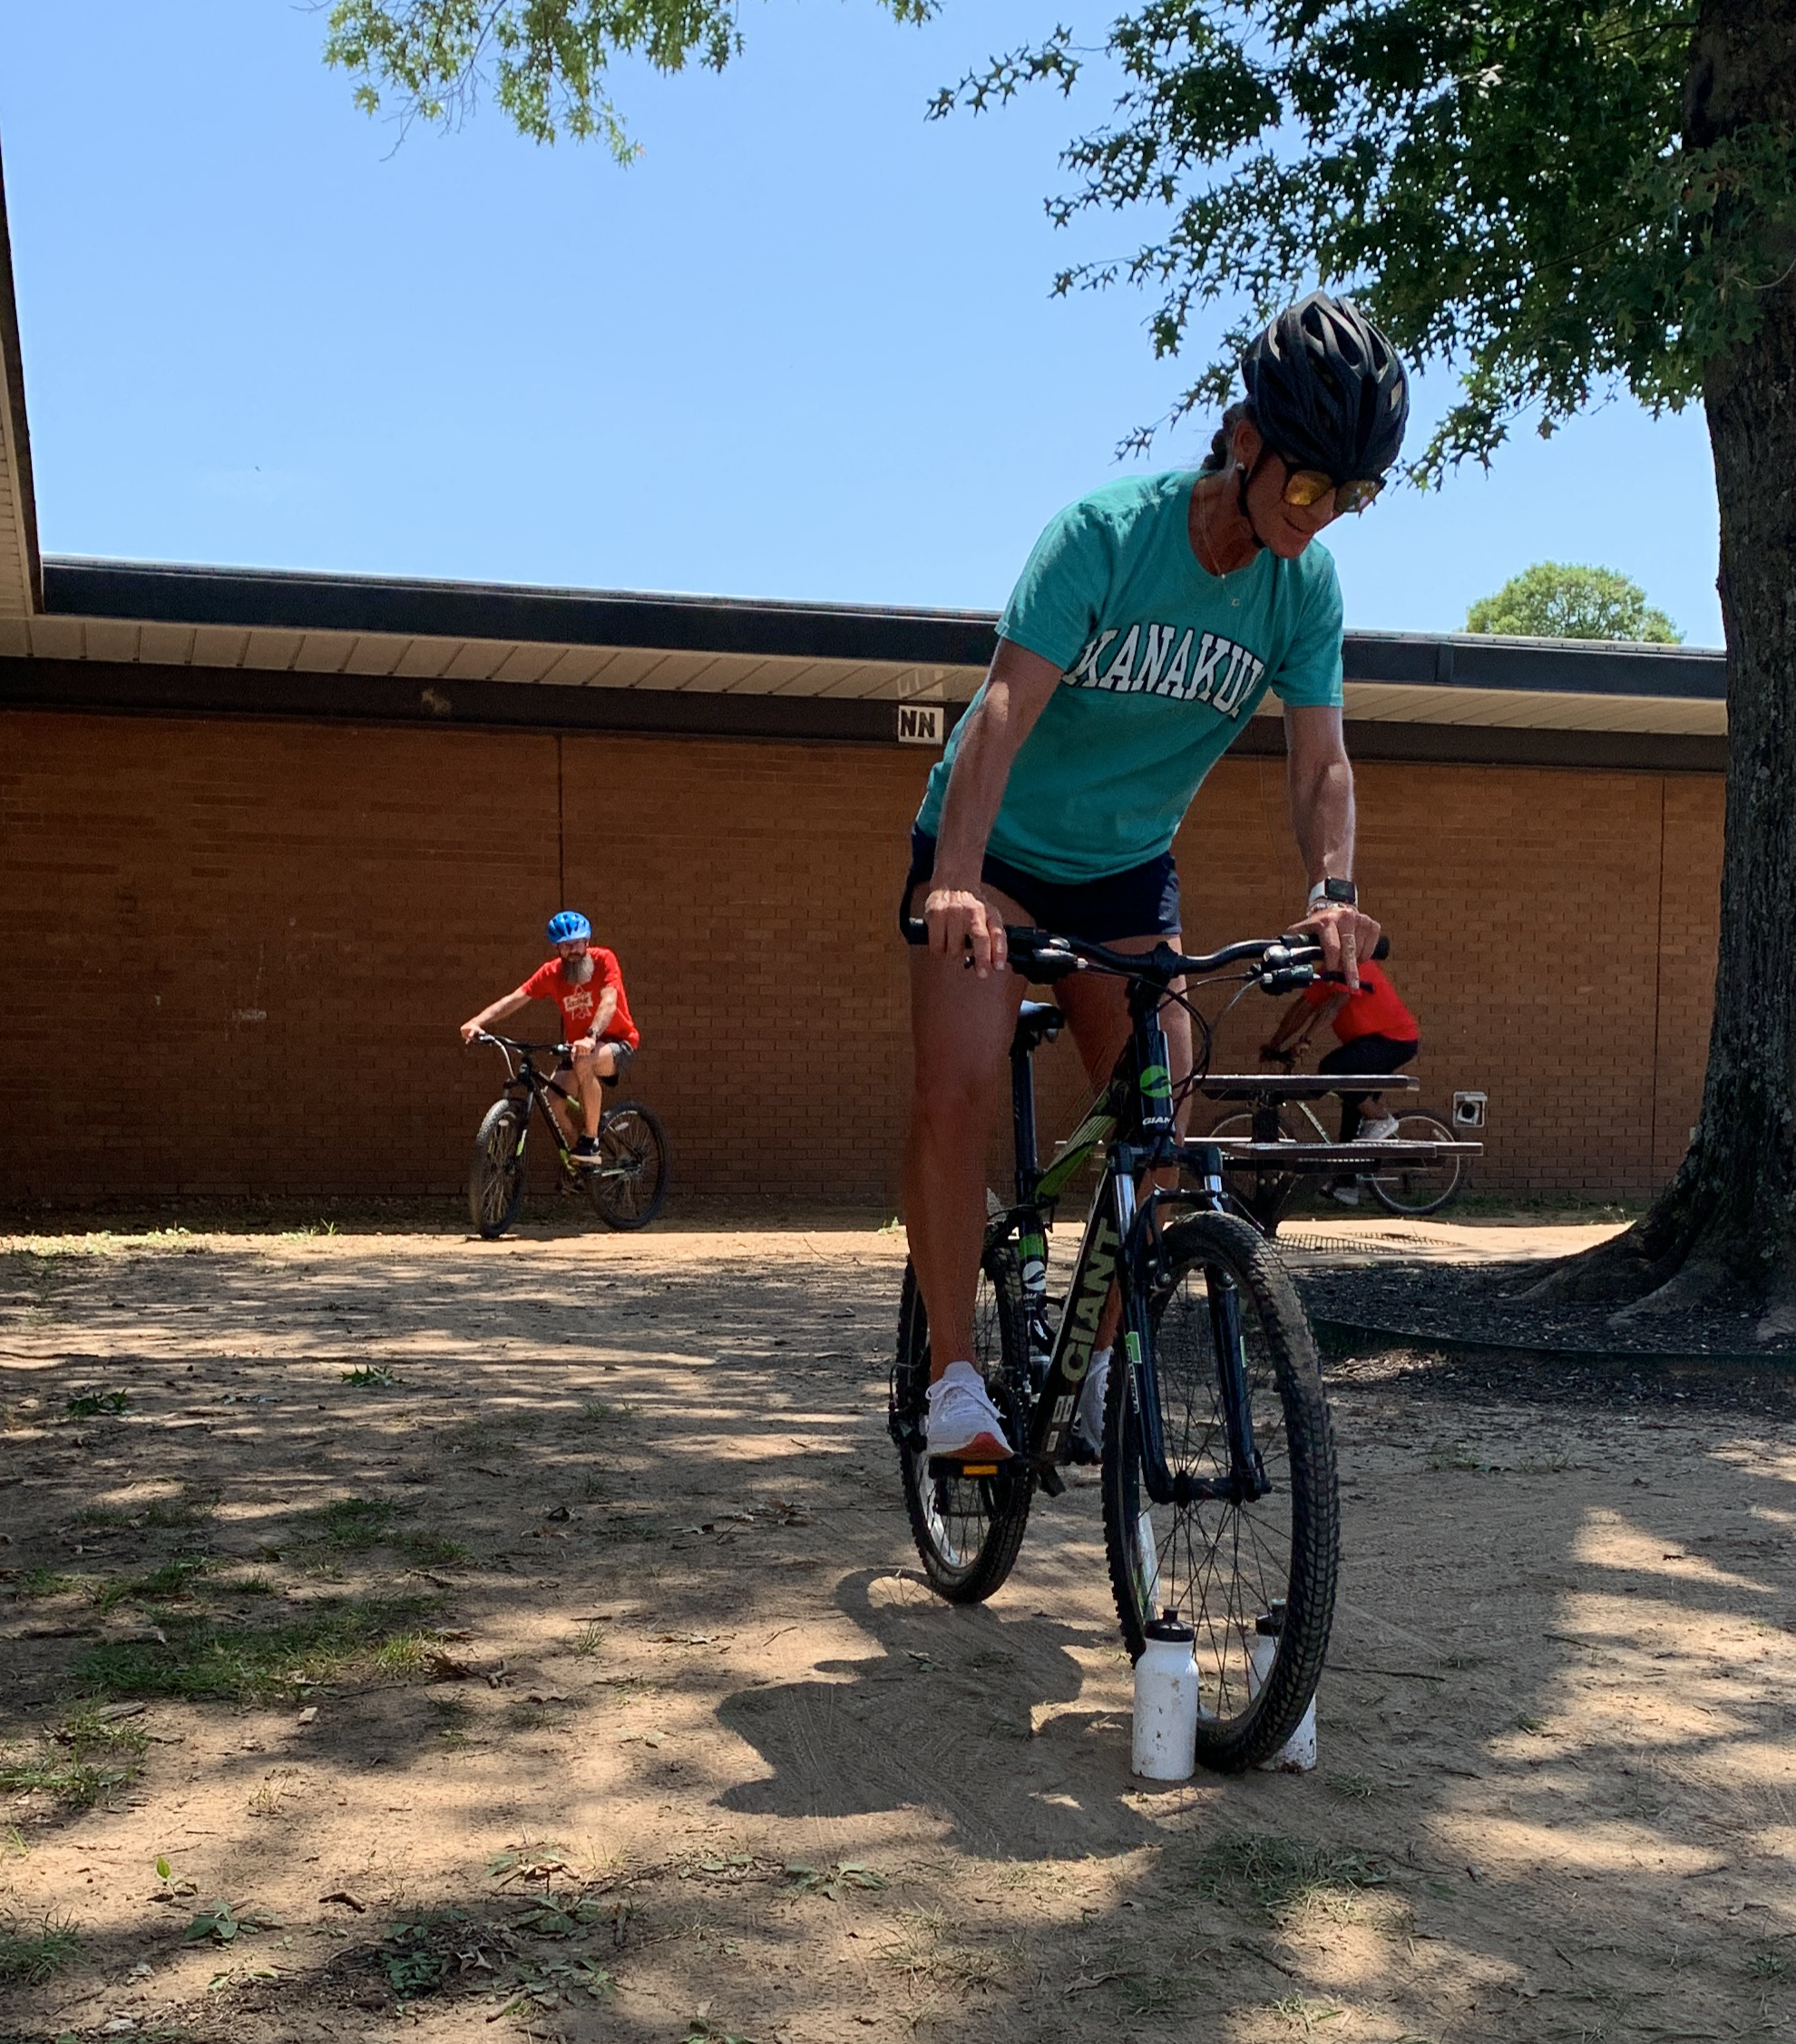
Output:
[469, 1099, 529, 1240]
[1102, 1211, 1338, 1770]
[1366, 1112, 1464, 1216]
[587, 1102, 670, 1230]
[890, 1241, 1032, 1603]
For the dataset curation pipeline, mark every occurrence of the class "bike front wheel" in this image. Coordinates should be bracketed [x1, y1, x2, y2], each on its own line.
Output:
[1365, 1112, 1465, 1216]
[1103, 1211, 1338, 1771]
[890, 1243, 1032, 1603]
[469, 1099, 529, 1240]
[587, 1102, 670, 1230]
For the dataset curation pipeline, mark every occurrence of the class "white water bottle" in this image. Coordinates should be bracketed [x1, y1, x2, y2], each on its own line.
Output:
[1132, 1610, 1199, 1781]
[1247, 1605, 1318, 1773]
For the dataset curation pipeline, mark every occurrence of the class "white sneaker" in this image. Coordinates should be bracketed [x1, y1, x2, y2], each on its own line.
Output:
[1071, 1347, 1111, 1460]
[1329, 1182, 1362, 1206]
[924, 1361, 1012, 1460]
[1360, 1113, 1401, 1142]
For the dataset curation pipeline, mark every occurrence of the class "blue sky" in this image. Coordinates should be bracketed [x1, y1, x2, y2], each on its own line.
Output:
[0, 1, 1723, 645]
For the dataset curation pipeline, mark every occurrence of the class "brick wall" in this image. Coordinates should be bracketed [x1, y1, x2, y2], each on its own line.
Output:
[0, 708, 1721, 1205]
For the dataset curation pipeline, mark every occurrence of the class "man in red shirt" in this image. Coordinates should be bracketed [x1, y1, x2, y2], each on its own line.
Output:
[1261, 957, 1420, 1204]
[460, 912, 640, 1165]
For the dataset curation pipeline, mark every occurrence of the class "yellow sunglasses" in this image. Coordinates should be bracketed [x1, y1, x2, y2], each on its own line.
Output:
[1278, 463, 1385, 516]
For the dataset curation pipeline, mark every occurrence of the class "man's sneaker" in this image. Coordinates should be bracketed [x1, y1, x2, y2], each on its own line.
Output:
[924, 1361, 1012, 1461]
[1070, 1347, 1111, 1463]
[571, 1136, 603, 1168]
[1329, 1181, 1361, 1206]
[1360, 1112, 1401, 1142]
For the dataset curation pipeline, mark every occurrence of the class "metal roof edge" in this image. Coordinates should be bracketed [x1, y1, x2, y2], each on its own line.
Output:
[41, 556, 1001, 670]
[38, 558, 1730, 703]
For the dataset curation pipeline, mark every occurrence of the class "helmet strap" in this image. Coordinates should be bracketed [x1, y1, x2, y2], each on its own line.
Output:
[1236, 449, 1271, 552]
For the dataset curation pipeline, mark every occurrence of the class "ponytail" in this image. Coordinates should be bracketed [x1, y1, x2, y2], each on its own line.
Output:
[1199, 401, 1254, 474]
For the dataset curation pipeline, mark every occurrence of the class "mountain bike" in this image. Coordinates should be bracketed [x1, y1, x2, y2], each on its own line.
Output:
[889, 920, 1349, 1771]
[467, 1034, 669, 1239]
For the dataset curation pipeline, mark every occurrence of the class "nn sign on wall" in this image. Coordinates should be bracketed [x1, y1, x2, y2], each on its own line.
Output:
[897, 703, 943, 746]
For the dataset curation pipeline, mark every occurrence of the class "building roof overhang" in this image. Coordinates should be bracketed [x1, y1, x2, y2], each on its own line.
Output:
[0, 557, 1728, 751]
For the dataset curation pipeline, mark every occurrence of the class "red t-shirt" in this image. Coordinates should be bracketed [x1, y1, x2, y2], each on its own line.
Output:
[521, 949, 640, 1051]
[1303, 959, 1417, 1045]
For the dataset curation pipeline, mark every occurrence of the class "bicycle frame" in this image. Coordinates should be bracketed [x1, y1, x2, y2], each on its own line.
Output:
[987, 978, 1270, 1512]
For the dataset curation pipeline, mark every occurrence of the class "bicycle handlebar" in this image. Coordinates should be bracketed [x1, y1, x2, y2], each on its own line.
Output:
[899, 918, 1388, 988]
[470, 1031, 577, 1055]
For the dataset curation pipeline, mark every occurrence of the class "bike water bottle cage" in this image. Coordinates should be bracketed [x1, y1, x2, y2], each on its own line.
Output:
[546, 910, 591, 944]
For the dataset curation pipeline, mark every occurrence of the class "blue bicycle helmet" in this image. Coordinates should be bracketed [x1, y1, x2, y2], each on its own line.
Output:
[546, 910, 591, 944]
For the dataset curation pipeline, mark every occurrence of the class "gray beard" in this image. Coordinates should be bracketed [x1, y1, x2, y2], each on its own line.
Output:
[565, 953, 595, 986]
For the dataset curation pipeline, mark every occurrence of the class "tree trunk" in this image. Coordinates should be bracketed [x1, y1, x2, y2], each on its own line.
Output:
[1537, 0, 1796, 1331]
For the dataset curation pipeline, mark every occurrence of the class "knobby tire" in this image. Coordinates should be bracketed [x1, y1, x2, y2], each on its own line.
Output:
[1101, 1211, 1338, 1771]
[891, 1240, 1032, 1604]
[470, 1099, 529, 1240]
[587, 1101, 670, 1231]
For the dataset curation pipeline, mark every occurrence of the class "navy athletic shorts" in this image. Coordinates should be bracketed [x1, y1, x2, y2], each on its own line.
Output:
[901, 826, 1181, 944]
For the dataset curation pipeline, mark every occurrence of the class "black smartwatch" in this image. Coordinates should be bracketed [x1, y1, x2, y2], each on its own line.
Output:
[1306, 877, 1358, 910]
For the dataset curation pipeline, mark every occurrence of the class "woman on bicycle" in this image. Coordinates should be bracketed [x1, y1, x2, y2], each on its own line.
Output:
[905, 292, 1404, 1459]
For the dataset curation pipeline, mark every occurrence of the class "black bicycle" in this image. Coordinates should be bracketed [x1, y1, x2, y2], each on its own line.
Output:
[890, 920, 1347, 1771]
[467, 1034, 669, 1239]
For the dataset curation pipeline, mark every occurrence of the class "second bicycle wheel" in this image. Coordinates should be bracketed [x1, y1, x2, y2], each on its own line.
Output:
[889, 1241, 1032, 1603]
[469, 1099, 529, 1240]
[1102, 1211, 1338, 1771]
[1365, 1112, 1465, 1216]
[587, 1102, 670, 1230]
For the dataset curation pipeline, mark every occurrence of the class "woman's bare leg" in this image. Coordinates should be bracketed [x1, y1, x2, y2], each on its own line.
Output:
[902, 880, 1030, 1377]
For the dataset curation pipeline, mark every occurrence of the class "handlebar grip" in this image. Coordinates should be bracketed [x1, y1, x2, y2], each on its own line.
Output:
[902, 917, 929, 947]
[1371, 933, 1391, 961]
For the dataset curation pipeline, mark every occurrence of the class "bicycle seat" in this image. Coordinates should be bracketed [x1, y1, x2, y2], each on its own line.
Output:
[1013, 1002, 1065, 1053]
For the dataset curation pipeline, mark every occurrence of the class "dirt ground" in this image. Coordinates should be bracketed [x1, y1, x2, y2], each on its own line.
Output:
[2, 1214, 1794, 2044]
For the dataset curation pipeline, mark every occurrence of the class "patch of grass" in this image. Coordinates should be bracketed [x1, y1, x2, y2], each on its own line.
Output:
[341, 1365, 396, 1388]
[571, 1621, 607, 1656]
[286, 1497, 466, 1569]
[577, 1399, 618, 1425]
[0, 1913, 81, 1985]
[72, 1594, 443, 1704]
[877, 1910, 1003, 1992]
[17, 1571, 79, 1600]
[143, 1487, 218, 1530]
[1325, 1772, 1377, 1799]
[2, 1826, 27, 1859]
[1186, 1834, 1387, 1928]
[210, 1575, 278, 1598]
[296, 1496, 400, 1552]
[71, 1503, 139, 1529]
[395, 1530, 470, 1567]
[0, 1707, 148, 1807]
[1267, 1994, 1345, 2033]
[64, 1389, 131, 1418]
[1751, 1950, 1786, 1979]
[93, 1558, 215, 1612]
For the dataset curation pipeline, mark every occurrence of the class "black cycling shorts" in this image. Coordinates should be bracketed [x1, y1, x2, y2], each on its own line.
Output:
[901, 826, 1181, 945]
[1317, 1035, 1418, 1086]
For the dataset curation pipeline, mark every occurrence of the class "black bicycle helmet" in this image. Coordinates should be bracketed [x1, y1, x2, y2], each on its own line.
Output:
[1240, 291, 1409, 478]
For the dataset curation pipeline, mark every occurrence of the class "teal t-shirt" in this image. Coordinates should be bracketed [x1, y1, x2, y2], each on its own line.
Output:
[916, 470, 1344, 882]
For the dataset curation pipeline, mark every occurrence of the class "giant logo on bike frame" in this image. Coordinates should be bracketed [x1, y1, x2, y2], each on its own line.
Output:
[1063, 624, 1265, 716]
